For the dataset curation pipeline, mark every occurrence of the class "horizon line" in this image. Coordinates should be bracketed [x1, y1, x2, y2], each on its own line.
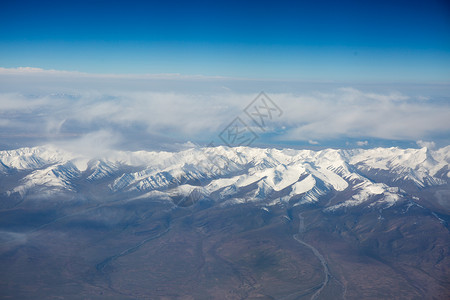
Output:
[1, 66, 450, 85]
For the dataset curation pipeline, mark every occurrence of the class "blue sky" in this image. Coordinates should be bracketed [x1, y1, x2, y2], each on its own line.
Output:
[1, 0, 449, 81]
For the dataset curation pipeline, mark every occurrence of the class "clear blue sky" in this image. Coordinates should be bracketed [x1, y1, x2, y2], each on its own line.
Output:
[1, 0, 449, 81]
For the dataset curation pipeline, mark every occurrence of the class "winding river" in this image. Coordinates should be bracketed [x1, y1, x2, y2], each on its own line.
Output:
[294, 212, 330, 300]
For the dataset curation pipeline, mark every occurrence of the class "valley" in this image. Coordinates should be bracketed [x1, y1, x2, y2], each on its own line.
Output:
[0, 145, 449, 299]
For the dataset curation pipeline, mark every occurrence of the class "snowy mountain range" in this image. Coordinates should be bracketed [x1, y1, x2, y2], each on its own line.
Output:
[1, 144, 449, 299]
[1, 145, 448, 211]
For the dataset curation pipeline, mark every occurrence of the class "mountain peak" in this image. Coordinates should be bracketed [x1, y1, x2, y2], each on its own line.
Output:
[1, 145, 448, 210]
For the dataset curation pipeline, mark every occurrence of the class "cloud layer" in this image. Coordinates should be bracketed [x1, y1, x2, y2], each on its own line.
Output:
[0, 68, 449, 151]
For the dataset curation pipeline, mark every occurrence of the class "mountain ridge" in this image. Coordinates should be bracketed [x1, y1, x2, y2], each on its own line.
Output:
[1, 145, 449, 299]
[1, 145, 448, 211]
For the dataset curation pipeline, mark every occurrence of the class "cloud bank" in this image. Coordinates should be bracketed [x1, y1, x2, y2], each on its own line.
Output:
[0, 68, 448, 150]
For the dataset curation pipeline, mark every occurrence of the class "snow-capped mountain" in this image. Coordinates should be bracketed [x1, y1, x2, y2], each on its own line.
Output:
[1, 145, 449, 210]
[1, 145, 449, 300]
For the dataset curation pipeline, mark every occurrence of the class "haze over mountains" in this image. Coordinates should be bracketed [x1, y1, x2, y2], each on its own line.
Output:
[1, 144, 449, 299]
[1, 67, 450, 151]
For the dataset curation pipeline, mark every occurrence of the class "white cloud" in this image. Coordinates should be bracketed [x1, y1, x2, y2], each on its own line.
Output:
[277, 88, 450, 142]
[416, 140, 436, 149]
[356, 141, 369, 146]
[0, 68, 449, 150]
[53, 130, 121, 158]
[0, 67, 227, 80]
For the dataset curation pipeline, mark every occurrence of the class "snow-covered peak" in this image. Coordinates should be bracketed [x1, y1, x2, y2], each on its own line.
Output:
[1, 144, 448, 210]
[0, 145, 74, 171]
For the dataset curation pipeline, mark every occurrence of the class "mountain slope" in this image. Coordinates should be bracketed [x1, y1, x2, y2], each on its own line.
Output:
[1, 145, 448, 211]
[1, 145, 449, 299]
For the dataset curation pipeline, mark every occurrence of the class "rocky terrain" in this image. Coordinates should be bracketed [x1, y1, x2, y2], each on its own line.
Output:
[0, 145, 449, 299]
